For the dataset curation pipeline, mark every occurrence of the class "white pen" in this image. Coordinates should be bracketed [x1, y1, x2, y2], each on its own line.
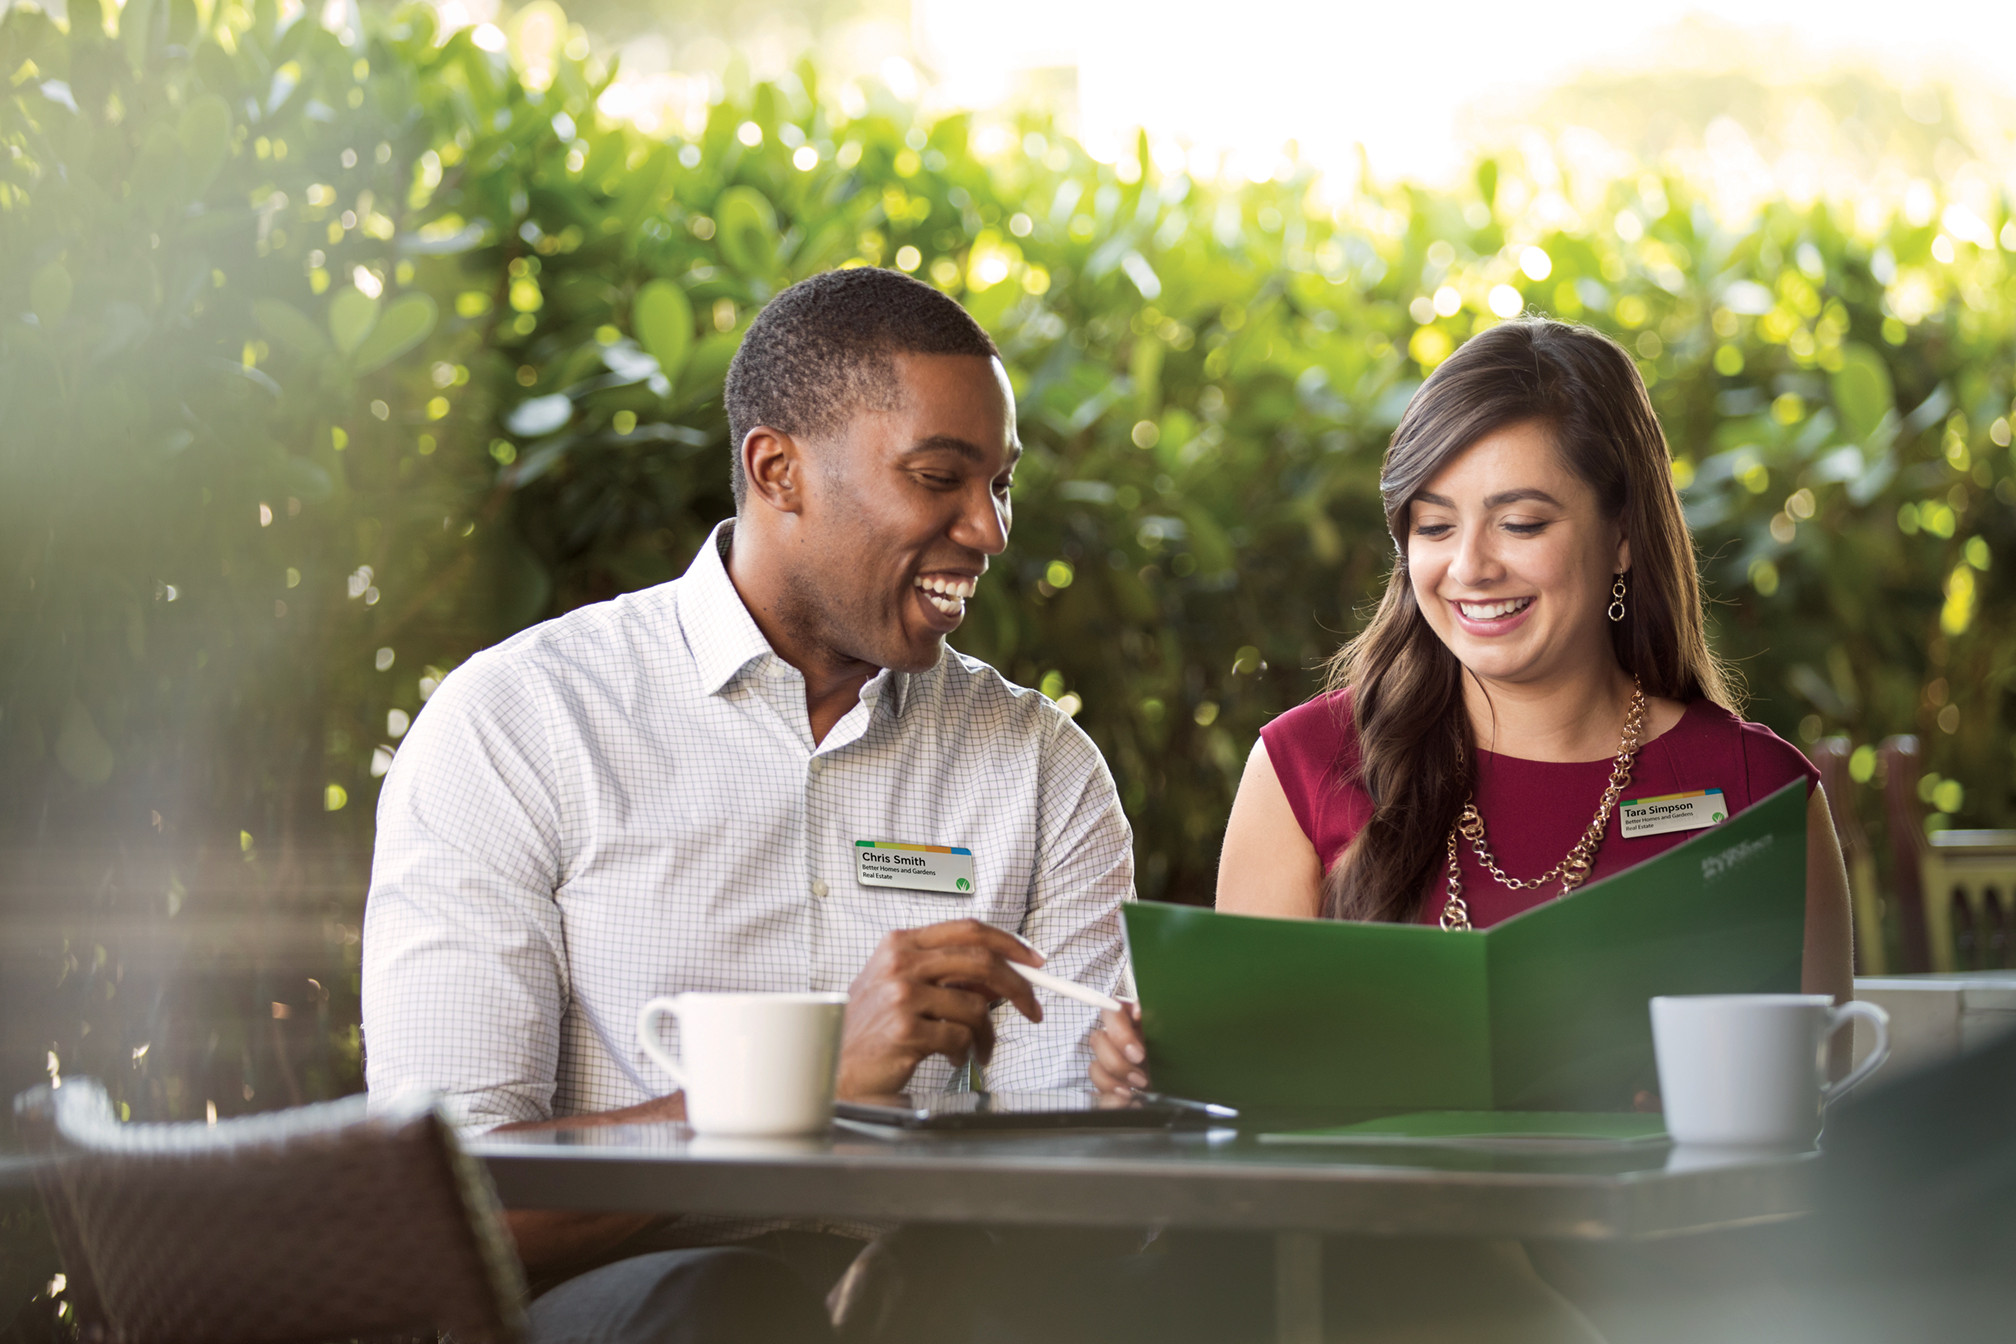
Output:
[1010, 960, 1125, 1013]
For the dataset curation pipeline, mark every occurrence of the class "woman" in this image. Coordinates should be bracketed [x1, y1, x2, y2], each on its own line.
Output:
[1094, 317, 1853, 1097]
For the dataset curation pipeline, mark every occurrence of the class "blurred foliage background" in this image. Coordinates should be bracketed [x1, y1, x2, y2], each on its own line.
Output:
[3, 0, 2014, 1311]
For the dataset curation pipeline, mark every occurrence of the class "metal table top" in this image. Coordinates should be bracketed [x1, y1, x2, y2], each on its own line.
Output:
[471, 1121, 1816, 1242]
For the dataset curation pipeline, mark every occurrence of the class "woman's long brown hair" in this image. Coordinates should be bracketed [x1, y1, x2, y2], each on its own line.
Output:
[1320, 318, 1736, 923]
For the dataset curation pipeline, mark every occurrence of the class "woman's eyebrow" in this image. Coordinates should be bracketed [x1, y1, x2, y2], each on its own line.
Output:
[1411, 488, 1563, 509]
[1483, 488, 1562, 508]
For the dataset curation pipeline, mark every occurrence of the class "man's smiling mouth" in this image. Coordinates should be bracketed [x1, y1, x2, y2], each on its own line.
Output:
[915, 574, 977, 616]
[1456, 597, 1534, 621]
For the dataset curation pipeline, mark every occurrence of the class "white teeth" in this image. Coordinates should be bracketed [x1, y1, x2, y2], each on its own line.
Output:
[1457, 598, 1533, 621]
[914, 575, 976, 616]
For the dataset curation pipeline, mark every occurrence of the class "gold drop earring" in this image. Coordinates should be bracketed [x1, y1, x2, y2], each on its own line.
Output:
[1608, 572, 1627, 622]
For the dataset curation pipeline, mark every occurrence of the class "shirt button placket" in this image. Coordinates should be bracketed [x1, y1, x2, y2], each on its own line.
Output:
[806, 753, 833, 993]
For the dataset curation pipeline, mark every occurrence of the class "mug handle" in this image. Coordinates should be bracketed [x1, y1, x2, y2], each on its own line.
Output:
[1820, 999, 1891, 1103]
[637, 996, 687, 1091]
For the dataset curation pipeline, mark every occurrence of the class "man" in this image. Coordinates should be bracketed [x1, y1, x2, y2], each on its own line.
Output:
[361, 267, 1133, 1339]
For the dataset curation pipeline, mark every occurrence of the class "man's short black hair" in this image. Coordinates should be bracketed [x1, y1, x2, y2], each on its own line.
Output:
[723, 267, 1001, 510]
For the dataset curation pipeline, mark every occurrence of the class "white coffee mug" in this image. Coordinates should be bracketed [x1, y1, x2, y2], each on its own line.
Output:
[637, 991, 848, 1137]
[1651, 993, 1891, 1147]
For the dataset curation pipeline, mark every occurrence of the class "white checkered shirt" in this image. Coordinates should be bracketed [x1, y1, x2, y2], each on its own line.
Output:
[361, 520, 1133, 1135]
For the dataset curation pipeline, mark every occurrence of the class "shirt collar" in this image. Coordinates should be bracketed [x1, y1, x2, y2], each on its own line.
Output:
[680, 520, 777, 697]
[859, 663, 909, 721]
[679, 519, 925, 717]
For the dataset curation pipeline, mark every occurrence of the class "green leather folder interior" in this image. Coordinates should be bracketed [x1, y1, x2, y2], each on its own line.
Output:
[1124, 780, 1808, 1112]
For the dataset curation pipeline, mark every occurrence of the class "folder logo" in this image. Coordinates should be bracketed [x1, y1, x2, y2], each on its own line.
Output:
[1701, 834, 1774, 881]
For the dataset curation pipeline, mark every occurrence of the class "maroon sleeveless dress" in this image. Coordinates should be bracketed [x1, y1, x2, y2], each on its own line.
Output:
[1258, 691, 1819, 928]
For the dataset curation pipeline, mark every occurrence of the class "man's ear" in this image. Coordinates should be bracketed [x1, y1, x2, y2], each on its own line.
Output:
[742, 426, 805, 514]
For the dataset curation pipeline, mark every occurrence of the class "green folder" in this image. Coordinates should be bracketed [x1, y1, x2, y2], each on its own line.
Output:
[1258, 1111, 1669, 1149]
[1125, 780, 1808, 1112]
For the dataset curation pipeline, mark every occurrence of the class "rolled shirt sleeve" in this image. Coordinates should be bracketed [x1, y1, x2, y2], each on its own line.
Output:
[360, 653, 570, 1129]
[985, 715, 1134, 1092]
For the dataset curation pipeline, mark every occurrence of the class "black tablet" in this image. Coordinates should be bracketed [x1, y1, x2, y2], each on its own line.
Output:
[834, 1089, 1235, 1132]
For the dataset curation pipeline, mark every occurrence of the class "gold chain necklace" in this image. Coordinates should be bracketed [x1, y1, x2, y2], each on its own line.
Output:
[1438, 679, 1647, 931]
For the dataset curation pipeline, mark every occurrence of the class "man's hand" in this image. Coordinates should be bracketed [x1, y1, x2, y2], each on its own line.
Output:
[837, 919, 1044, 1098]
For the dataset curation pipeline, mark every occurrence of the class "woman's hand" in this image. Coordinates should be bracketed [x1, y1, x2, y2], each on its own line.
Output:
[1089, 1001, 1150, 1097]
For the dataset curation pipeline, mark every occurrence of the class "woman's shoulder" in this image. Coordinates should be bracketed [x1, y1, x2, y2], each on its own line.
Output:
[1674, 699, 1820, 796]
[1257, 687, 1370, 858]
[1259, 687, 1359, 770]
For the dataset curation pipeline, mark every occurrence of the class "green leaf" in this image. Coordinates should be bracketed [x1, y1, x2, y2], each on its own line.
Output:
[614, 144, 673, 227]
[794, 216, 853, 274]
[964, 274, 1018, 332]
[120, 0, 157, 72]
[178, 93, 231, 196]
[1129, 333, 1163, 417]
[581, 130, 626, 187]
[328, 287, 379, 355]
[714, 185, 779, 278]
[632, 279, 694, 384]
[494, 539, 554, 630]
[192, 40, 239, 96]
[252, 297, 331, 357]
[352, 293, 438, 374]
[679, 329, 743, 404]
[129, 122, 183, 204]
[166, 0, 198, 46]
[67, 0, 109, 49]
[29, 262, 72, 327]
[1831, 343, 1894, 447]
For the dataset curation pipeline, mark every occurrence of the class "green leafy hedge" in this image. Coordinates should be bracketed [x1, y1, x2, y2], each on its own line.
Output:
[4, 0, 2013, 1156]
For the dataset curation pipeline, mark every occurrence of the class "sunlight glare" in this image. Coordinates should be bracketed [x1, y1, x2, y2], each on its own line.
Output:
[913, 0, 2016, 192]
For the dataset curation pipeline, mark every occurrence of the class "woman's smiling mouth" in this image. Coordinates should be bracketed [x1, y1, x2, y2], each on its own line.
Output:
[1450, 595, 1536, 635]
[1456, 597, 1533, 621]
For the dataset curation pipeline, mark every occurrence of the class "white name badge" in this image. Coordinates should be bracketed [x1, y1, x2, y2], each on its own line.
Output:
[855, 840, 976, 895]
[1619, 788, 1728, 839]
